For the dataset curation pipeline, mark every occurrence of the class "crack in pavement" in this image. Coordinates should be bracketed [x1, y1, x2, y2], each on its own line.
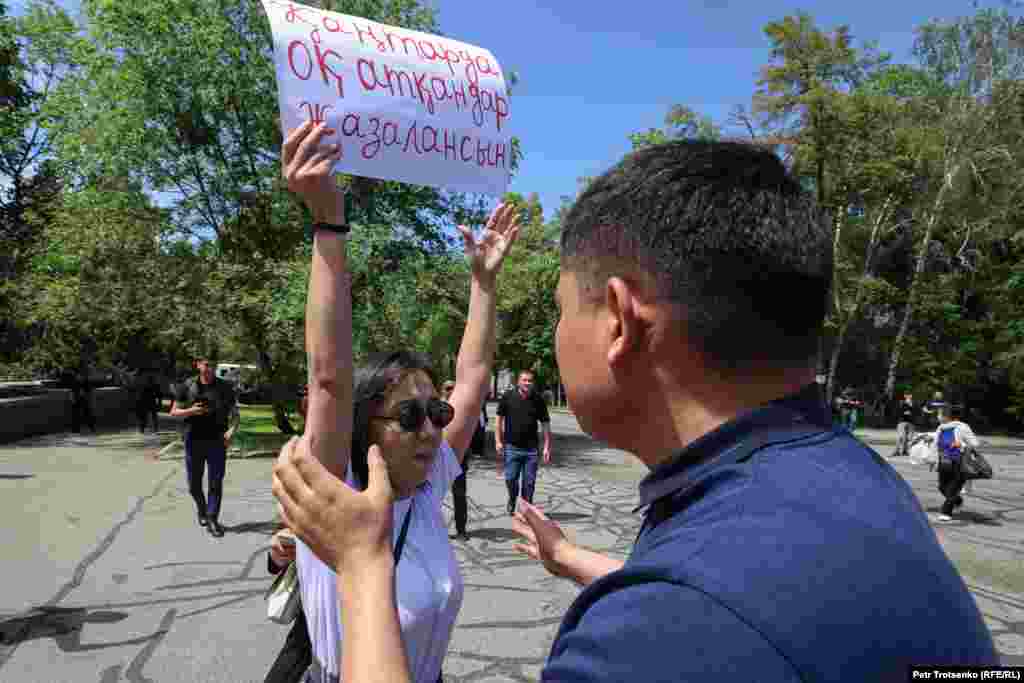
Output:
[0, 467, 179, 674]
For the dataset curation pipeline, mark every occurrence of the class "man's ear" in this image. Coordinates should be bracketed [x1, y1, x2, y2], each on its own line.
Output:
[605, 277, 650, 368]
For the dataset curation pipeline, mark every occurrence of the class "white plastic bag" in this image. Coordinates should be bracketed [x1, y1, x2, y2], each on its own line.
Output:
[908, 434, 937, 468]
[265, 561, 301, 624]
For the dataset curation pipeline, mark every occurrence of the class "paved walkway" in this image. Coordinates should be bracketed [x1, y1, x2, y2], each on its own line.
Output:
[1, 415, 1022, 682]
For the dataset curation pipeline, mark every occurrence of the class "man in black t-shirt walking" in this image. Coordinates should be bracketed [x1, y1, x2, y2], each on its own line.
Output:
[170, 356, 238, 537]
[892, 392, 919, 457]
[496, 370, 551, 515]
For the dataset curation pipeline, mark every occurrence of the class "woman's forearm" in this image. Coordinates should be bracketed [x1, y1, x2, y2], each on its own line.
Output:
[338, 565, 411, 683]
[455, 274, 498, 386]
[305, 230, 353, 479]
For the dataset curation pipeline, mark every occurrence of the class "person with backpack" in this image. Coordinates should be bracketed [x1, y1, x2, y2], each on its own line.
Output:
[935, 405, 980, 522]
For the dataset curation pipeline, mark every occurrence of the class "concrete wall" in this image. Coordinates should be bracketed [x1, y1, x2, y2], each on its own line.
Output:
[0, 388, 139, 444]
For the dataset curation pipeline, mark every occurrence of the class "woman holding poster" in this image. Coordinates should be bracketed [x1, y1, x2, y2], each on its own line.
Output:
[276, 120, 518, 683]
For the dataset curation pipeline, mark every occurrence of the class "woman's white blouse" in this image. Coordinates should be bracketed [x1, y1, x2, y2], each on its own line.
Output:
[295, 441, 464, 682]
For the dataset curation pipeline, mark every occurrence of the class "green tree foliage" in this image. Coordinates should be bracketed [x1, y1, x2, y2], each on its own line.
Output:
[754, 12, 889, 206]
[27, 0, 488, 429]
[494, 193, 560, 393]
[15, 184, 217, 376]
[882, 6, 1024, 405]
[629, 104, 721, 150]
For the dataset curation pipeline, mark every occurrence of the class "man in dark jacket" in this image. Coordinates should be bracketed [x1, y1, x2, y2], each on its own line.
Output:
[170, 357, 238, 537]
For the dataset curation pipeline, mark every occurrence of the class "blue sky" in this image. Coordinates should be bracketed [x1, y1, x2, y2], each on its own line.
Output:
[13, 0, 995, 219]
[432, 0, 983, 217]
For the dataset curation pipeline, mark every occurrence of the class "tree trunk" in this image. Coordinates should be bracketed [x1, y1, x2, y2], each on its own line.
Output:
[825, 196, 893, 405]
[825, 333, 845, 407]
[885, 173, 953, 400]
[825, 207, 847, 405]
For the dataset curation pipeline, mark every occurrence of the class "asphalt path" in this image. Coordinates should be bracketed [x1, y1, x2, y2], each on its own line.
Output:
[1, 410, 1022, 682]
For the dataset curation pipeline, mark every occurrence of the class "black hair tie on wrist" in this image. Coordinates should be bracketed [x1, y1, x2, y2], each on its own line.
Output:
[311, 221, 350, 235]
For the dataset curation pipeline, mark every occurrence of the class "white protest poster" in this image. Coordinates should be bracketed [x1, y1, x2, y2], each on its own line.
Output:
[260, 0, 512, 195]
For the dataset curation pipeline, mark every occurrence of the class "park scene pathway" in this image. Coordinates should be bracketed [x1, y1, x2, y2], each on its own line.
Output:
[1, 412, 1022, 681]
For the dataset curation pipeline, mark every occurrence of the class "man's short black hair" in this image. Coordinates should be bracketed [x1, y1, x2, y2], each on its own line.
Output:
[560, 140, 832, 373]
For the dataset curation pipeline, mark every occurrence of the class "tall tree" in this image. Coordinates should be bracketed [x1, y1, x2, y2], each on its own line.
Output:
[754, 12, 889, 207]
[15, 184, 213, 375]
[0, 1, 72, 366]
[883, 6, 1024, 400]
[494, 193, 560, 391]
[38, 0, 489, 430]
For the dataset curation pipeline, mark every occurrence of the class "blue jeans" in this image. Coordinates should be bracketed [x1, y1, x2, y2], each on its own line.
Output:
[504, 446, 539, 504]
[185, 433, 227, 521]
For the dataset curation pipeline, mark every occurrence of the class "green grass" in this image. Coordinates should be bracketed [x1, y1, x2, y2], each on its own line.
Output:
[234, 405, 303, 455]
[946, 547, 1024, 595]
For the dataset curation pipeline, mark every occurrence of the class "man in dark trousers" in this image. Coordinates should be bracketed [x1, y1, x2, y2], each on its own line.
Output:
[444, 380, 487, 541]
[65, 369, 97, 435]
[892, 392, 919, 457]
[496, 370, 551, 515]
[170, 356, 238, 537]
[134, 372, 162, 434]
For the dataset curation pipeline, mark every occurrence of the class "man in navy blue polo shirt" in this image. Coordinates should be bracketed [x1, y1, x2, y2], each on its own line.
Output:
[272, 141, 997, 681]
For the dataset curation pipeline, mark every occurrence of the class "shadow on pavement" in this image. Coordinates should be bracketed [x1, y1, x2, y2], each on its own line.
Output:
[0, 474, 33, 480]
[466, 527, 521, 543]
[0, 606, 153, 652]
[225, 519, 278, 536]
[545, 512, 591, 523]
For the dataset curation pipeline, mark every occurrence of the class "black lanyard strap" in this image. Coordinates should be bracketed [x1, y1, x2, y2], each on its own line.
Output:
[393, 500, 414, 564]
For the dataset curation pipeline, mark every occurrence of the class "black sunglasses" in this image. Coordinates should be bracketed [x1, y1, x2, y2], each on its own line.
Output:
[370, 398, 454, 432]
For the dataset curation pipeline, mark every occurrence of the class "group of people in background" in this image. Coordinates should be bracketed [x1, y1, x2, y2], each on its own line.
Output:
[892, 390, 982, 522]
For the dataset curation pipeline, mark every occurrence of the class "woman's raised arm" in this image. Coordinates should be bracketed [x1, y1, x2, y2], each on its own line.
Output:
[282, 120, 352, 479]
[443, 203, 520, 463]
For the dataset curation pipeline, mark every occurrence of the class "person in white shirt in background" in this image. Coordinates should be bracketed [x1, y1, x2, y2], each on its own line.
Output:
[935, 404, 980, 522]
[274, 120, 520, 683]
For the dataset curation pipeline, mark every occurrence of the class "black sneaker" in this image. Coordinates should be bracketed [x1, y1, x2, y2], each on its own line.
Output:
[507, 500, 516, 516]
[208, 521, 225, 537]
[198, 514, 209, 527]
[453, 531, 470, 542]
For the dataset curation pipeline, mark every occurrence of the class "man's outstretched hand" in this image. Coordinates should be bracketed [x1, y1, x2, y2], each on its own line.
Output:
[511, 498, 573, 579]
[512, 498, 627, 587]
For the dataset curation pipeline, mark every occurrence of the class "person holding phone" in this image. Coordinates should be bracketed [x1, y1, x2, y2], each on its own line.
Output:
[170, 355, 239, 537]
[273, 120, 519, 683]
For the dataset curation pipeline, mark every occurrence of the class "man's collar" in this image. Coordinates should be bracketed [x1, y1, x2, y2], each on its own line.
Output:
[634, 384, 832, 513]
